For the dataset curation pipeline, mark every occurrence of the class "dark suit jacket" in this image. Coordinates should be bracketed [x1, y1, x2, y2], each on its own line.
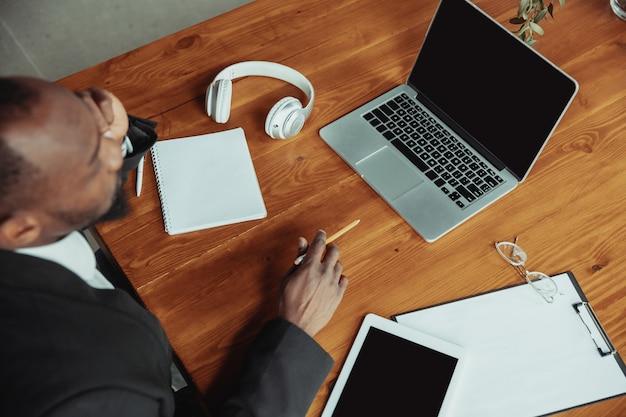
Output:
[0, 250, 333, 417]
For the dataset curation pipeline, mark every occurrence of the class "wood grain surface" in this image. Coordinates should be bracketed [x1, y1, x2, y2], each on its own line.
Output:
[60, 0, 626, 415]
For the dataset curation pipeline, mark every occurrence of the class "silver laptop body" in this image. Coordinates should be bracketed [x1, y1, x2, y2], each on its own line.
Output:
[320, 0, 578, 242]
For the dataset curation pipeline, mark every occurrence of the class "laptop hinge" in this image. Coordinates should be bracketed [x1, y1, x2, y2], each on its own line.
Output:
[412, 90, 513, 177]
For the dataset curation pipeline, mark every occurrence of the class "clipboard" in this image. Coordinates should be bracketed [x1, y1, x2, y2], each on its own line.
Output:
[393, 271, 626, 417]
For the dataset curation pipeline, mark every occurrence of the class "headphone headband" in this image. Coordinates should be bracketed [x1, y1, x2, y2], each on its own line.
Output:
[206, 61, 315, 139]
[212, 61, 314, 117]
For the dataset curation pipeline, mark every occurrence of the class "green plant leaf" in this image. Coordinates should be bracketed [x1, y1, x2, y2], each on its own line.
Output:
[512, 0, 563, 46]
[534, 8, 548, 22]
[518, 23, 532, 36]
[519, 0, 531, 15]
[530, 21, 545, 35]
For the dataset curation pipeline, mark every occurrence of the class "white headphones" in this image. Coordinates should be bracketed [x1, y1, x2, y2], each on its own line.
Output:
[206, 61, 314, 140]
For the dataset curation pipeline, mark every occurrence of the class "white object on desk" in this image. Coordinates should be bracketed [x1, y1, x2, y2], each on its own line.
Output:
[394, 272, 626, 417]
[151, 128, 267, 235]
[136, 155, 145, 197]
[321, 313, 466, 417]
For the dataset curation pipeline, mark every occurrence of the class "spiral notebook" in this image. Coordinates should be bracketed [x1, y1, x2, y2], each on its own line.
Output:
[151, 128, 267, 235]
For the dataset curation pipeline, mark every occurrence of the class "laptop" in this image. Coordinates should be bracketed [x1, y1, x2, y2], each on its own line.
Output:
[319, 0, 578, 242]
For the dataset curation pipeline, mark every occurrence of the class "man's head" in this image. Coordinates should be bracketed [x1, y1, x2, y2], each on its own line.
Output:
[0, 77, 130, 249]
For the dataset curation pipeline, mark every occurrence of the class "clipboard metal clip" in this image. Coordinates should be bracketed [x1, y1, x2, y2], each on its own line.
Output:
[574, 302, 617, 357]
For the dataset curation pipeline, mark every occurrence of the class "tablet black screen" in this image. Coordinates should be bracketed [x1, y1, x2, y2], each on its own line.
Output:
[330, 327, 459, 416]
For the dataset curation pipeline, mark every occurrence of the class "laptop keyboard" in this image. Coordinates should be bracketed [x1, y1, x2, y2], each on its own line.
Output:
[362, 93, 504, 209]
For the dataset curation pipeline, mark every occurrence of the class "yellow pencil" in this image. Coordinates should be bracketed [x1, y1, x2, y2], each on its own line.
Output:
[326, 219, 361, 244]
[294, 219, 360, 265]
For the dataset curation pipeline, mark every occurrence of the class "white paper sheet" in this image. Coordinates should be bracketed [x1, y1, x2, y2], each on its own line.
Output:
[394, 272, 626, 417]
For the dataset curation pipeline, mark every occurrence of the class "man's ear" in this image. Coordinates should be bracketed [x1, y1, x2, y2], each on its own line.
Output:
[0, 213, 42, 250]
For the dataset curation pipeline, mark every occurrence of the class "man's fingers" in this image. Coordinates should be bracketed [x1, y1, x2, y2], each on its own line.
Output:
[86, 87, 115, 124]
[304, 230, 327, 260]
[76, 88, 128, 144]
[296, 237, 308, 256]
[339, 276, 349, 289]
[75, 88, 112, 135]
[323, 243, 340, 265]
[333, 260, 344, 276]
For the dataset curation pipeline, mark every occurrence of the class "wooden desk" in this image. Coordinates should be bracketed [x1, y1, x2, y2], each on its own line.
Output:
[60, 0, 626, 415]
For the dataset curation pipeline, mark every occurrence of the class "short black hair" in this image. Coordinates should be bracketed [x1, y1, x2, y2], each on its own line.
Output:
[0, 78, 43, 221]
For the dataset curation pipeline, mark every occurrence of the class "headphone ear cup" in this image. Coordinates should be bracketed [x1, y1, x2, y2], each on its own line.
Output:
[208, 79, 232, 123]
[265, 97, 306, 140]
[206, 83, 216, 118]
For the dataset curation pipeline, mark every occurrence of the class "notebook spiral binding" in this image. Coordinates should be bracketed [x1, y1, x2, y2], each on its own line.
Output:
[150, 145, 172, 234]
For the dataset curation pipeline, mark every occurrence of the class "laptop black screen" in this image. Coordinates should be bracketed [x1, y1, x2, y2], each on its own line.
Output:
[408, 0, 577, 180]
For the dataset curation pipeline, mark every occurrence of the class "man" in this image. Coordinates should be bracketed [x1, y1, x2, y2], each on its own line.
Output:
[0, 76, 348, 417]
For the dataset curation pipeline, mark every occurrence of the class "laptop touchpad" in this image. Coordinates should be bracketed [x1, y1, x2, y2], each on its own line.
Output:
[356, 147, 424, 200]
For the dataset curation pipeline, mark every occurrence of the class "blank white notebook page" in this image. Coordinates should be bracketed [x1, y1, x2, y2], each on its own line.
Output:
[151, 128, 267, 235]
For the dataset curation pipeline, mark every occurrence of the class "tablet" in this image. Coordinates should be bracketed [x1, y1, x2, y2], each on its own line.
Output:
[321, 313, 466, 417]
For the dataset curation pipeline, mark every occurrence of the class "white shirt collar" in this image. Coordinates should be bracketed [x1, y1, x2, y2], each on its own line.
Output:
[16, 231, 114, 289]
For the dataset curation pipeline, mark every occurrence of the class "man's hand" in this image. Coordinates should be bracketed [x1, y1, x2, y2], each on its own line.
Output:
[75, 87, 128, 145]
[278, 230, 349, 337]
